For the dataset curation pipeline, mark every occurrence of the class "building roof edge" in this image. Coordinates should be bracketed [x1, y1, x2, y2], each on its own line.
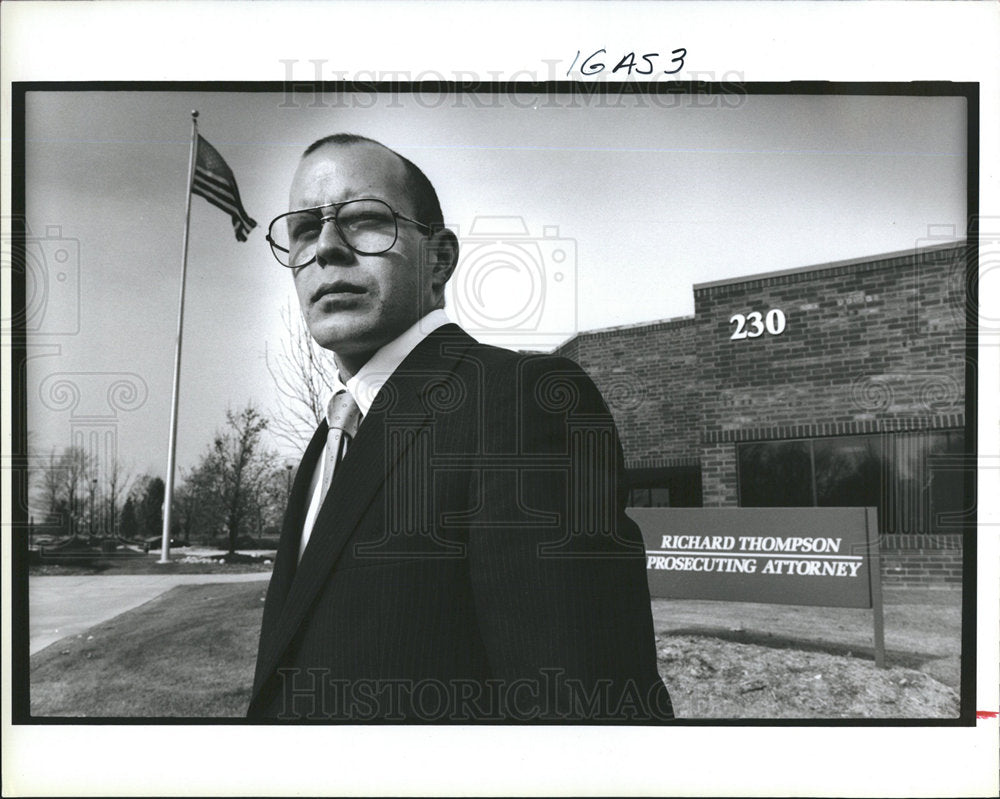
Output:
[553, 314, 698, 350]
[692, 240, 967, 293]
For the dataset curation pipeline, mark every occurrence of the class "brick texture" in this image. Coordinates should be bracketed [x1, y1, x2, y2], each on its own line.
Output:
[555, 243, 969, 585]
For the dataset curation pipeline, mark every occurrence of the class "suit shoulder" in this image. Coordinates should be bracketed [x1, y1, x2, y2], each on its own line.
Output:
[460, 340, 588, 378]
[441, 325, 585, 374]
[456, 341, 608, 417]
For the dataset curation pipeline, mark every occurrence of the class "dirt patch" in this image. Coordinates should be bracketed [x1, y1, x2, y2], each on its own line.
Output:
[658, 633, 959, 718]
[650, 589, 963, 692]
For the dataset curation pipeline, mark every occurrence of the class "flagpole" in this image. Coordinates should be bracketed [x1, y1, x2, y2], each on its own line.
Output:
[160, 110, 199, 564]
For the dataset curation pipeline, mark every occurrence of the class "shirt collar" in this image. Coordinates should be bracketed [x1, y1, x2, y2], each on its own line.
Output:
[342, 308, 452, 417]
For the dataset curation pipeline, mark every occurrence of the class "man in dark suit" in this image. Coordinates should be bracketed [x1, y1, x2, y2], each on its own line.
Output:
[248, 134, 673, 722]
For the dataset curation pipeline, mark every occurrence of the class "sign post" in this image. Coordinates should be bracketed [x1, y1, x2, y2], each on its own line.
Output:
[865, 507, 886, 668]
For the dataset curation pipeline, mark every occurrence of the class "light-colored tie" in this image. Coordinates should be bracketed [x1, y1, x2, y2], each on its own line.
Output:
[322, 389, 362, 497]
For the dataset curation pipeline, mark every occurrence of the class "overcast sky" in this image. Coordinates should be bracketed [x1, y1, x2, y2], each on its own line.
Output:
[23, 89, 966, 476]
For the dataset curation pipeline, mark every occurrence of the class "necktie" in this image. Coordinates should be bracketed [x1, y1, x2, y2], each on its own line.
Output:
[322, 389, 362, 498]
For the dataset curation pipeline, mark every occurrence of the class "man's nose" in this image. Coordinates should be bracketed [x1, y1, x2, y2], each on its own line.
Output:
[314, 217, 356, 267]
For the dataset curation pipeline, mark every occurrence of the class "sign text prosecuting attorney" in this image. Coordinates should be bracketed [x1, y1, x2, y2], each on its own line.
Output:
[628, 507, 880, 609]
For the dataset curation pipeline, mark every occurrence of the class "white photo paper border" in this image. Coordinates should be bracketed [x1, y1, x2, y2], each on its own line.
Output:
[2, 1, 998, 797]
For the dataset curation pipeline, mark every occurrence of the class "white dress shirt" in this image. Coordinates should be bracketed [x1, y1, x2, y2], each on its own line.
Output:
[297, 309, 453, 560]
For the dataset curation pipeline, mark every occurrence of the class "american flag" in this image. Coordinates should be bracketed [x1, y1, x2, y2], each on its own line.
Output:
[192, 134, 257, 242]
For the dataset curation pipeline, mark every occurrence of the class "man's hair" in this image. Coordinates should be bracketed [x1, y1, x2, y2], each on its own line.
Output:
[302, 133, 444, 230]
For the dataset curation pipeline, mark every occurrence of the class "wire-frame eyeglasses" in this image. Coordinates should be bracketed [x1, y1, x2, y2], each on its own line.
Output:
[266, 198, 432, 268]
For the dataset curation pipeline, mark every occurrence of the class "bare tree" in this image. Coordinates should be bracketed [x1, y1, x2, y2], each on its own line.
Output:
[129, 474, 165, 540]
[28, 445, 96, 539]
[174, 460, 221, 544]
[61, 446, 94, 539]
[35, 446, 66, 525]
[265, 302, 338, 448]
[258, 463, 294, 538]
[199, 403, 276, 555]
[104, 456, 134, 538]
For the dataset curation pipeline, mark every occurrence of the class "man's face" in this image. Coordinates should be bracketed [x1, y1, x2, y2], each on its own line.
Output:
[288, 142, 441, 372]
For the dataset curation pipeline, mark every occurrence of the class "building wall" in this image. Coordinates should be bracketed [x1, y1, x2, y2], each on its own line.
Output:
[694, 245, 965, 434]
[556, 243, 969, 585]
[694, 244, 966, 507]
[557, 318, 702, 467]
[878, 534, 964, 586]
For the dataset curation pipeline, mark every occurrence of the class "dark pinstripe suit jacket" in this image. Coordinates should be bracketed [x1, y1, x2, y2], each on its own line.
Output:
[248, 324, 672, 722]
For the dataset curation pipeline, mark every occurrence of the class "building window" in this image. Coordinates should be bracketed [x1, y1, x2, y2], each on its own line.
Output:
[813, 436, 882, 508]
[737, 440, 813, 506]
[629, 487, 672, 507]
[737, 430, 964, 535]
[627, 466, 702, 507]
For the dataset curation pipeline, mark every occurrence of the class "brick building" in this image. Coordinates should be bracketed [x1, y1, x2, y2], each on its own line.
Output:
[555, 242, 969, 585]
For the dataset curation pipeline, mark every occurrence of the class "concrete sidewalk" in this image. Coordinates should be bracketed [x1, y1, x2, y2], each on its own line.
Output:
[29, 573, 271, 655]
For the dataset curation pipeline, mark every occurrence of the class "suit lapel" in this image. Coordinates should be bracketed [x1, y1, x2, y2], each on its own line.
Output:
[251, 420, 327, 698]
[251, 324, 477, 697]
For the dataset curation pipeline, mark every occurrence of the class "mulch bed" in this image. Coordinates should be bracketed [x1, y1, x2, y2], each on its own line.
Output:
[657, 633, 959, 718]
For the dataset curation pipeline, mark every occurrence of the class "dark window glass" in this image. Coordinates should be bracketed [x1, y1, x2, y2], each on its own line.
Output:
[813, 435, 883, 508]
[629, 488, 651, 507]
[928, 431, 966, 533]
[649, 488, 671, 507]
[887, 430, 929, 534]
[737, 441, 813, 506]
[737, 430, 965, 536]
[626, 467, 701, 508]
[885, 431, 962, 534]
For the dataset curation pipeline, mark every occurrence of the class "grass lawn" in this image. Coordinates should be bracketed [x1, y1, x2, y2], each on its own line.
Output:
[31, 582, 266, 718]
[30, 583, 962, 719]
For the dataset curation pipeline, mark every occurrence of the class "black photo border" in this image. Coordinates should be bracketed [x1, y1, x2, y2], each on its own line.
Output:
[8, 79, 980, 727]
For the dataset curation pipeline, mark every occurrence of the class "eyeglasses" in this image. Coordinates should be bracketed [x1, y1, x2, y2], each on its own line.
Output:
[266, 198, 432, 268]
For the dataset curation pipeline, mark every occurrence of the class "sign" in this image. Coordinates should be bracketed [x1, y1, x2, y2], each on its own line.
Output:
[627, 508, 885, 668]
[629, 507, 885, 665]
[630, 506, 879, 607]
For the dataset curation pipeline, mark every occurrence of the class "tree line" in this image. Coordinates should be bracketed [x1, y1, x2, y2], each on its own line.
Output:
[30, 403, 295, 555]
[31, 304, 336, 555]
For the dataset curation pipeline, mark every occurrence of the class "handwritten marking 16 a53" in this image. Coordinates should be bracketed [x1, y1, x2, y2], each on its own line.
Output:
[567, 49, 687, 77]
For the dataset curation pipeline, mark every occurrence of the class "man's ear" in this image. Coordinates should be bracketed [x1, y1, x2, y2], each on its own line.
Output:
[423, 227, 460, 295]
